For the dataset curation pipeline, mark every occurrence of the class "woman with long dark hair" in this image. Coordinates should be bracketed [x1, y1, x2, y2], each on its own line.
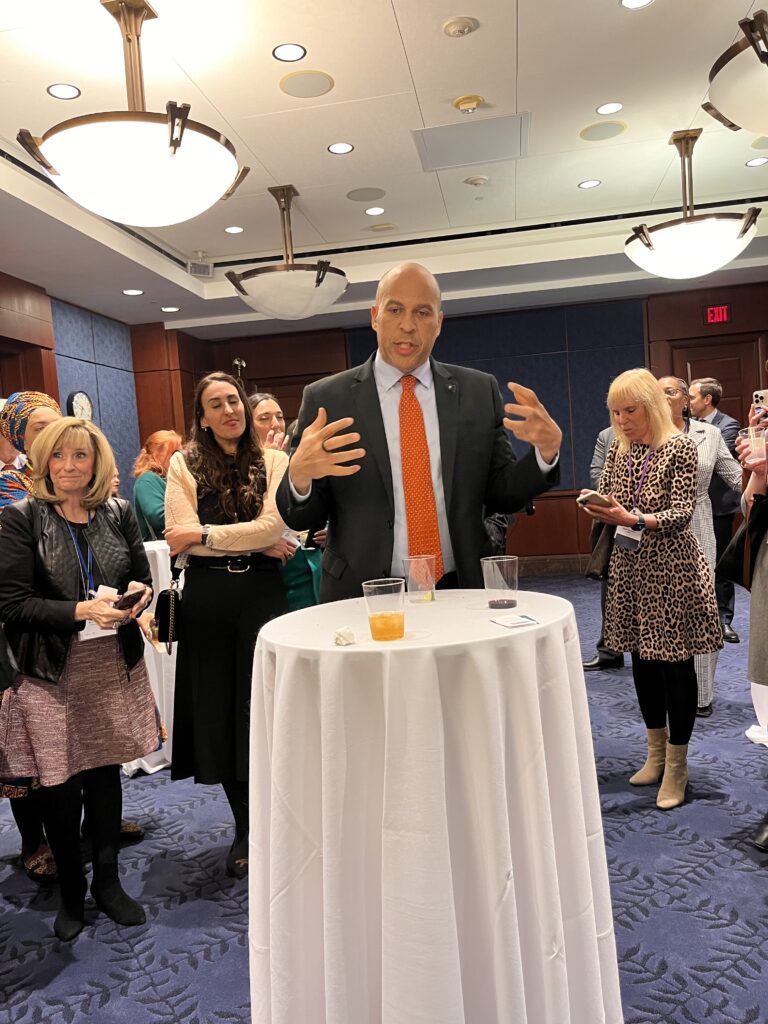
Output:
[164, 372, 291, 879]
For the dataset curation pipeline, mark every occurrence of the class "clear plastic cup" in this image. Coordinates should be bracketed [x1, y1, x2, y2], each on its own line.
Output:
[739, 426, 766, 464]
[362, 578, 405, 640]
[403, 555, 436, 603]
[481, 555, 519, 609]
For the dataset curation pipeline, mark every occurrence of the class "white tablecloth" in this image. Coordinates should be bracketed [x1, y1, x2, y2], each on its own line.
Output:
[249, 590, 623, 1024]
[123, 540, 177, 776]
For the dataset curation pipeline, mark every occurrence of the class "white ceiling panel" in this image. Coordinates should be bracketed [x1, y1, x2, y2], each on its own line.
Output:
[391, 0, 518, 126]
[231, 93, 427, 190]
[0, 0, 766, 337]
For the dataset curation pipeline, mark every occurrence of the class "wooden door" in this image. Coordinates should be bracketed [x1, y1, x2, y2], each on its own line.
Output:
[669, 334, 767, 425]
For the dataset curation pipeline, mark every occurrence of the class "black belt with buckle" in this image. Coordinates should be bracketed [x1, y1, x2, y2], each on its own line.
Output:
[187, 554, 256, 574]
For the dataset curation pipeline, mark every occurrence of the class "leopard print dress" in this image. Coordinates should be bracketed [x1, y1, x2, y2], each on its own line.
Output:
[599, 433, 722, 662]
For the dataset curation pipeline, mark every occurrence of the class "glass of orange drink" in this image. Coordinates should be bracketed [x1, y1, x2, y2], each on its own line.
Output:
[362, 578, 405, 641]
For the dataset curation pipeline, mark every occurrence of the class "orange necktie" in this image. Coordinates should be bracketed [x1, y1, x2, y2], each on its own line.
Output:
[399, 375, 444, 580]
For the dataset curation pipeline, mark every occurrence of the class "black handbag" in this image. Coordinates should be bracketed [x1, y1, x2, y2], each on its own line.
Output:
[716, 492, 768, 592]
[585, 521, 616, 580]
[154, 560, 184, 653]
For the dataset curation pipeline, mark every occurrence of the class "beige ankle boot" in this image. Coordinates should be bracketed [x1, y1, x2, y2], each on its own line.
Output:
[629, 728, 668, 785]
[656, 742, 689, 810]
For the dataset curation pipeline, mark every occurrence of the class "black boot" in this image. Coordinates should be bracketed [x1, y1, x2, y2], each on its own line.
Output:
[83, 765, 146, 927]
[38, 775, 87, 941]
[55, 873, 87, 941]
[222, 780, 249, 879]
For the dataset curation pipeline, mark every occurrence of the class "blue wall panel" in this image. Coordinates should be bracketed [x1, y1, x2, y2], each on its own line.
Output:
[344, 297, 645, 494]
[52, 301, 139, 500]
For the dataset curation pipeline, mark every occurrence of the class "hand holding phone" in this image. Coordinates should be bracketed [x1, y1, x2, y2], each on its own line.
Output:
[113, 586, 148, 611]
[576, 490, 613, 508]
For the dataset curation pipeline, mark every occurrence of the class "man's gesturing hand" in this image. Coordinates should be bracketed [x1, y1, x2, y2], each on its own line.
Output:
[288, 408, 366, 495]
[503, 382, 562, 464]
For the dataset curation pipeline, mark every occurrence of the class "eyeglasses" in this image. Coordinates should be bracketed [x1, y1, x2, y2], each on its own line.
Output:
[662, 387, 682, 396]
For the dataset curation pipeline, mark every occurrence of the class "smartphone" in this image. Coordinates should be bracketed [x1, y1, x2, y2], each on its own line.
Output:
[576, 490, 613, 508]
[113, 587, 147, 611]
[754, 390, 766, 416]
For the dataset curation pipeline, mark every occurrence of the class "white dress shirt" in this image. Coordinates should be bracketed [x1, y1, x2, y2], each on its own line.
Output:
[289, 352, 558, 577]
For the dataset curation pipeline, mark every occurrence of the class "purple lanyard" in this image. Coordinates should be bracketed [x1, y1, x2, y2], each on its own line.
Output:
[627, 446, 654, 508]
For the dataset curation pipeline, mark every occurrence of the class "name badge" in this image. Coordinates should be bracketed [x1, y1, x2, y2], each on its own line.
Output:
[614, 525, 640, 551]
[79, 585, 118, 642]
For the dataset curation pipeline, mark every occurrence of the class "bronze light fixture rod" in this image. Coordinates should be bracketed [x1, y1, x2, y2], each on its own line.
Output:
[669, 128, 702, 221]
[101, 0, 158, 112]
[268, 185, 300, 266]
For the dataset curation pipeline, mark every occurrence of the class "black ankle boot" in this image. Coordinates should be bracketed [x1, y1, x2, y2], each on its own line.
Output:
[92, 869, 146, 926]
[225, 836, 248, 880]
[54, 874, 87, 941]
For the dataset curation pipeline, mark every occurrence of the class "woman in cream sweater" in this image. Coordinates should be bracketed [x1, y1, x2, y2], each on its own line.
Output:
[164, 372, 294, 879]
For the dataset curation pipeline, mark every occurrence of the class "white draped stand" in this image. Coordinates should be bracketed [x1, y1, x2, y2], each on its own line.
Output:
[123, 540, 177, 776]
[248, 590, 623, 1024]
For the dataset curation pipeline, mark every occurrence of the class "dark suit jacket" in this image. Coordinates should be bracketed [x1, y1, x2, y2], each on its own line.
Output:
[276, 355, 559, 602]
[707, 409, 740, 517]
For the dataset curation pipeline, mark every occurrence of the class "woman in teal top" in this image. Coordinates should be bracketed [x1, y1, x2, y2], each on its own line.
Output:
[248, 393, 323, 610]
[132, 430, 182, 540]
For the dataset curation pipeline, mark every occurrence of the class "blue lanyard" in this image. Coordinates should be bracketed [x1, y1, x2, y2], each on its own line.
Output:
[63, 513, 94, 596]
[627, 446, 654, 508]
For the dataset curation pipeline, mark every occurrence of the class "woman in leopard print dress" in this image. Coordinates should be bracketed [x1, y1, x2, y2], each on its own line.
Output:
[579, 368, 721, 810]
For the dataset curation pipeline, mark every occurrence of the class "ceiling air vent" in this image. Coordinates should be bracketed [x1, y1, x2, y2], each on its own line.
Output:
[412, 112, 531, 172]
[187, 259, 214, 278]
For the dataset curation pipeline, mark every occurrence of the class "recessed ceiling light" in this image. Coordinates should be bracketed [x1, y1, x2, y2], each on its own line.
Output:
[225, 225, 244, 233]
[596, 102, 623, 116]
[619, 0, 655, 9]
[365, 206, 385, 216]
[46, 83, 81, 100]
[161, 306, 180, 313]
[746, 157, 768, 167]
[272, 43, 307, 62]
[578, 179, 602, 189]
[122, 289, 143, 296]
[328, 142, 354, 155]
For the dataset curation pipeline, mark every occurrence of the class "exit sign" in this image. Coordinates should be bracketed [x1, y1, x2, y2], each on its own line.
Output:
[703, 304, 731, 325]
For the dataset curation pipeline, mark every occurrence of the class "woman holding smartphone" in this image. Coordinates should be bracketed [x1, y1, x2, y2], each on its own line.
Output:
[0, 418, 157, 940]
[164, 373, 290, 879]
[658, 376, 741, 716]
[736, 396, 768, 852]
[578, 368, 721, 810]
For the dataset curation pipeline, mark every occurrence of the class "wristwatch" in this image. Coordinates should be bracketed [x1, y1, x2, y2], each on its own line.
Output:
[632, 514, 646, 532]
[200, 526, 211, 547]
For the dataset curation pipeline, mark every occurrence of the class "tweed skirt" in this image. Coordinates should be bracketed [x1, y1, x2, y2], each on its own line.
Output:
[0, 635, 161, 787]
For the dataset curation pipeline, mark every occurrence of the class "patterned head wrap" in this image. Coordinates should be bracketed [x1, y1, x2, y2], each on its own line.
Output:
[0, 391, 61, 454]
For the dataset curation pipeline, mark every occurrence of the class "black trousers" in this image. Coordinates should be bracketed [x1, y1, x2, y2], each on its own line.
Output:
[631, 653, 697, 745]
[713, 513, 736, 625]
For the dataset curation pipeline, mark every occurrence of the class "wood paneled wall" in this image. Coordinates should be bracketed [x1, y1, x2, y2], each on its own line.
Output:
[130, 326, 348, 442]
[0, 271, 58, 400]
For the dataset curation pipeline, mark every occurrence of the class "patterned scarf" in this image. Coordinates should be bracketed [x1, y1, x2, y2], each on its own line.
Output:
[0, 391, 61, 454]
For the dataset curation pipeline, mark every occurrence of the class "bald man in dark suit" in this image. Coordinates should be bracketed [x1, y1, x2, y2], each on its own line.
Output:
[276, 262, 562, 602]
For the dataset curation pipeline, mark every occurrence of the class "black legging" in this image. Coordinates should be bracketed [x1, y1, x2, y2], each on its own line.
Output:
[631, 653, 698, 745]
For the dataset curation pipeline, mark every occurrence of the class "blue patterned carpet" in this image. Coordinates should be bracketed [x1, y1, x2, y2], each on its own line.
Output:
[1, 575, 766, 1023]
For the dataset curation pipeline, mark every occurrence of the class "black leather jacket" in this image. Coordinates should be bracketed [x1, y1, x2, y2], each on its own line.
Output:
[0, 497, 152, 684]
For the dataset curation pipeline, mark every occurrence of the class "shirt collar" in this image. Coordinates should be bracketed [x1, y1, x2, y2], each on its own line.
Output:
[374, 351, 433, 391]
[701, 408, 718, 424]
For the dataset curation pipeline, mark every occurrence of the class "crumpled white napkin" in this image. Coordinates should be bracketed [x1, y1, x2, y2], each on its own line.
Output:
[333, 626, 355, 646]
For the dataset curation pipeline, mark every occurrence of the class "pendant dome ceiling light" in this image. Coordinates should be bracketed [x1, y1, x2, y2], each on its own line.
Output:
[226, 185, 348, 320]
[17, 0, 249, 228]
[704, 9, 768, 136]
[624, 129, 760, 280]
